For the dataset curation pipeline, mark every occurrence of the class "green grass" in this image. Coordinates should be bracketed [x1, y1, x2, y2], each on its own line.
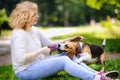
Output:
[0, 59, 120, 80]
[0, 65, 18, 80]
[1, 29, 12, 37]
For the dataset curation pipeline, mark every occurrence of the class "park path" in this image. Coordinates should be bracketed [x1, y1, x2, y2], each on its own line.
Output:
[0, 27, 120, 66]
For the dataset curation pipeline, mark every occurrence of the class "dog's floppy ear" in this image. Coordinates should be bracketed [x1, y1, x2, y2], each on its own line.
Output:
[66, 44, 76, 59]
[63, 41, 78, 59]
[71, 42, 80, 55]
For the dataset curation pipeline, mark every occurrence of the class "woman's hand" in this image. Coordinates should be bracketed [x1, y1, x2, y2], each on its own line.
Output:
[41, 46, 51, 54]
[70, 36, 85, 42]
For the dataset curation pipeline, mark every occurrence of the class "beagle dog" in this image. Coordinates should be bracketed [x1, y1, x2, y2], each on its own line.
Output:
[57, 39, 106, 72]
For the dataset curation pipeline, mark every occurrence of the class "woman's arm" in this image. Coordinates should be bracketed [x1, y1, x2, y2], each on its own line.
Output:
[53, 35, 85, 44]
[25, 46, 50, 63]
[47, 36, 85, 51]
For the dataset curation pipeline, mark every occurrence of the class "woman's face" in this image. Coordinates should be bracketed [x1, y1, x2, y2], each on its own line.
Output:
[30, 12, 39, 25]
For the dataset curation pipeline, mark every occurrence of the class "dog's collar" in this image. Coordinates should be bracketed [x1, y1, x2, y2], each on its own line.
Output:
[76, 42, 81, 55]
[76, 42, 84, 54]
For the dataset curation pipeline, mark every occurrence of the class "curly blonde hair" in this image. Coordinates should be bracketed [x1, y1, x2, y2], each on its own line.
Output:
[9, 1, 38, 31]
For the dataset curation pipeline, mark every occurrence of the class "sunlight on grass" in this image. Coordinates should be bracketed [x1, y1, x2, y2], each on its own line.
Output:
[76, 26, 120, 39]
[1, 30, 12, 37]
[1, 26, 120, 39]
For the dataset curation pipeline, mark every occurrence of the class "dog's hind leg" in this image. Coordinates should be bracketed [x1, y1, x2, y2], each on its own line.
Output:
[100, 52, 106, 72]
[75, 52, 91, 64]
[100, 60, 105, 72]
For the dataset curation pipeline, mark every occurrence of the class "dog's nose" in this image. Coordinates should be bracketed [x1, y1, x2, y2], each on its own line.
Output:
[58, 44, 60, 48]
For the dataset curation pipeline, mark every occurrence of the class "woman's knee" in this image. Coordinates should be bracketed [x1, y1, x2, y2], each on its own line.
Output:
[60, 56, 71, 62]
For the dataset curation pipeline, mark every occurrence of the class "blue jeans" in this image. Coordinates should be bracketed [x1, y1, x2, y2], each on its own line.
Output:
[16, 53, 96, 80]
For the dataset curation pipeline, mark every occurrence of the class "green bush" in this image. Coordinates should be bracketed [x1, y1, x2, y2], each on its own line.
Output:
[100, 20, 113, 30]
[0, 9, 9, 35]
[0, 9, 8, 25]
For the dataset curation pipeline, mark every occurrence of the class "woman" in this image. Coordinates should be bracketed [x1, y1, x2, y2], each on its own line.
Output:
[9, 1, 118, 80]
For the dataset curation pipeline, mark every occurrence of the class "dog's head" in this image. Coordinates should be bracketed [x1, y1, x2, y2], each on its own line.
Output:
[58, 41, 78, 58]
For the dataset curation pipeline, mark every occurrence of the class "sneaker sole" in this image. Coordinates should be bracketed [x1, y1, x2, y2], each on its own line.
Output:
[105, 71, 119, 78]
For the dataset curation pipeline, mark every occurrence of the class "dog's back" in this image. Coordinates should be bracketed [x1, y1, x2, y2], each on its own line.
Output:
[85, 44, 104, 58]
[82, 39, 106, 58]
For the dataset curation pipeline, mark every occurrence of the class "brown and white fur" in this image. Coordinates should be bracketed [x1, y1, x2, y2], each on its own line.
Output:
[58, 39, 106, 72]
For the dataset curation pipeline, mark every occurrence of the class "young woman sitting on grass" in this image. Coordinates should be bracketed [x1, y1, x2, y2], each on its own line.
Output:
[9, 1, 118, 80]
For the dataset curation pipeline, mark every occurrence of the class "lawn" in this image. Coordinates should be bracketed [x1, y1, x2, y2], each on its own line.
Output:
[0, 59, 120, 80]
[0, 26, 120, 80]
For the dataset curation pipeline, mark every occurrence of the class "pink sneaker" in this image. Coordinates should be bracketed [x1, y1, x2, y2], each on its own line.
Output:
[98, 72, 111, 80]
[103, 71, 119, 79]
[94, 71, 119, 80]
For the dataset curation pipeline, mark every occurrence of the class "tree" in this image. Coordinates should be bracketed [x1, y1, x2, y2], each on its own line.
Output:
[86, 0, 120, 18]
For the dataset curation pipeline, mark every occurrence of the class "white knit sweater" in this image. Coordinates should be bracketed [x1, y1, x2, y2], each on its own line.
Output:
[10, 26, 51, 74]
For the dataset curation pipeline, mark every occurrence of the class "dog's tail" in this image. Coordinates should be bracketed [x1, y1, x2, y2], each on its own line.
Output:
[102, 39, 106, 50]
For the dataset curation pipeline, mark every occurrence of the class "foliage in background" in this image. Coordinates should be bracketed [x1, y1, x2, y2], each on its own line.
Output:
[100, 15, 120, 29]
[0, 0, 119, 27]
[0, 9, 8, 35]
[86, 0, 120, 18]
[0, 9, 8, 25]
[86, 0, 120, 10]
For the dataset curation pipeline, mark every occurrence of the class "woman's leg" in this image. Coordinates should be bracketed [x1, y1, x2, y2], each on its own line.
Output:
[50, 52, 97, 73]
[79, 62, 97, 72]
[72, 57, 97, 73]
[16, 56, 95, 80]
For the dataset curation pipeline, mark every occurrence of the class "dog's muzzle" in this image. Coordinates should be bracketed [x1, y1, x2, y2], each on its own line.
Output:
[58, 43, 67, 52]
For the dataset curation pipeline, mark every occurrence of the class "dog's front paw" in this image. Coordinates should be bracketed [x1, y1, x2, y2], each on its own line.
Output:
[75, 60, 81, 64]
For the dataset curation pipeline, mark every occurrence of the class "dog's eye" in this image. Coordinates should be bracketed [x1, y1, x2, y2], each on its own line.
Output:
[65, 44, 69, 48]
